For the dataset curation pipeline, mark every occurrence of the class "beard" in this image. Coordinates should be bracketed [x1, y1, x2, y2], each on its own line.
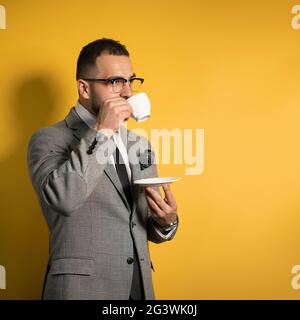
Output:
[89, 91, 102, 116]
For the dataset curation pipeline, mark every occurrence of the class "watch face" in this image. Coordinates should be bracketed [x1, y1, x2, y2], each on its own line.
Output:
[164, 220, 178, 231]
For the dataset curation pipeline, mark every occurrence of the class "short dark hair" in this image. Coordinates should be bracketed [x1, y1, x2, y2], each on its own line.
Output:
[76, 38, 130, 80]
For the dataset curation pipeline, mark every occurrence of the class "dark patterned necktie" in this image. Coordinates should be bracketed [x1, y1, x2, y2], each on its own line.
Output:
[113, 145, 133, 210]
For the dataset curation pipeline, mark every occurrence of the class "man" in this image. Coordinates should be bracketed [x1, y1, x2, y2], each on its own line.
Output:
[27, 38, 179, 300]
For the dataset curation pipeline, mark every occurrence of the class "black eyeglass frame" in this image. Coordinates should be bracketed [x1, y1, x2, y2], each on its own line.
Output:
[82, 76, 144, 92]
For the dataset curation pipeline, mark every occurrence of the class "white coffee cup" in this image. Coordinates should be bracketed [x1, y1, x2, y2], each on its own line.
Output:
[127, 92, 151, 122]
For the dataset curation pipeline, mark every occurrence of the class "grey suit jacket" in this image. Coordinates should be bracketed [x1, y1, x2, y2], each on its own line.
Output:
[27, 107, 178, 300]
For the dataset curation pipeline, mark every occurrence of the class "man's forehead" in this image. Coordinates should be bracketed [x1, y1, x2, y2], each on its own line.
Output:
[95, 54, 133, 77]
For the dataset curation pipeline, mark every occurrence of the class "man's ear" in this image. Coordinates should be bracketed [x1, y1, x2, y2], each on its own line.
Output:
[77, 79, 90, 100]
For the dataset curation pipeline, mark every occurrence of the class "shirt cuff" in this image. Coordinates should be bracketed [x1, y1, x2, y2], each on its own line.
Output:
[153, 224, 177, 240]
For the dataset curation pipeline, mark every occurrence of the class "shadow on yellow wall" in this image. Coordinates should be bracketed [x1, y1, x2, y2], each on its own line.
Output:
[0, 76, 60, 299]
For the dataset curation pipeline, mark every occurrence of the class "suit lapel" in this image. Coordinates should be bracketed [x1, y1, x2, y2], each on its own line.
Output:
[64, 108, 131, 212]
[104, 162, 131, 211]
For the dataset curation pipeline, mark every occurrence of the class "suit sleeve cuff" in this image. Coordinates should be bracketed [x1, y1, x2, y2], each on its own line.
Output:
[153, 225, 178, 240]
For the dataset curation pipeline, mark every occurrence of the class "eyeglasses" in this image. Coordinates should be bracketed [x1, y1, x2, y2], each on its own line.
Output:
[82, 76, 144, 93]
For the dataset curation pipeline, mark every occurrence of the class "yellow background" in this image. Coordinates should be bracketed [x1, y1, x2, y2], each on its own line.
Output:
[1, 0, 300, 299]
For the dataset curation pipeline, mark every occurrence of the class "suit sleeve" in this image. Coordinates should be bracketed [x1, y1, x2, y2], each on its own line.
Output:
[27, 126, 115, 217]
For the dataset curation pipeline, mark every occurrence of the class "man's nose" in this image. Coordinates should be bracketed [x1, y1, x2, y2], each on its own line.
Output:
[120, 82, 132, 98]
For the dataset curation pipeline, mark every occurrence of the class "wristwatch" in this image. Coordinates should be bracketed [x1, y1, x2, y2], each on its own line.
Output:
[161, 217, 178, 232]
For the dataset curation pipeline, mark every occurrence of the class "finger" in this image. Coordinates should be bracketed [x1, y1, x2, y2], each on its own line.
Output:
[145, 186, 162, 202]
[145, 186, 153, 193]
[102, 96, 126, 104]
[106, 97, 131, 107]
[102, 99, 131, 113]
[118, 109, 132, 118]
[145, 187, 168, 212]
[113, 104, 133, 116]
[146, 195, 164, 218]
[162, 184, 177, 209]
[101, 96, 124, 108]
[145, 185, 160, 195]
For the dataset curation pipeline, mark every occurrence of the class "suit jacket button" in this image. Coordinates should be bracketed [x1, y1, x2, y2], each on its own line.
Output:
[127, 257, 134, 264]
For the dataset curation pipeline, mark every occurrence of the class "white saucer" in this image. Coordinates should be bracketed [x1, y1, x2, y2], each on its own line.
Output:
[133, 177, 180, 186]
